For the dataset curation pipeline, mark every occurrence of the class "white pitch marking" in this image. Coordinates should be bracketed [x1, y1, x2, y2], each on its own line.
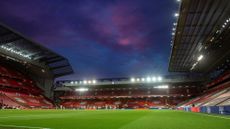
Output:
[195, 113, 230, 120]
[0, 124, 51, 129]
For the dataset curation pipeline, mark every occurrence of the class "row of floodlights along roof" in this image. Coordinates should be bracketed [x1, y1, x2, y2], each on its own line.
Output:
[171, 0, 181, 45]
[1, 45, 32, 59]
[70, 80, 97, 85]
[222, 17, 230, 28]
[130, 76, 162, 83]
[75, 85, 168, 92]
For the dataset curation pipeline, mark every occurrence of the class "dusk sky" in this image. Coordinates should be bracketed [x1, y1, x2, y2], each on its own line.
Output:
[0, 0, 179, 80]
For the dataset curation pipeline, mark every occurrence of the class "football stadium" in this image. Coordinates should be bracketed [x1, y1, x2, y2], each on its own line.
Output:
[0, 0, 230, 129]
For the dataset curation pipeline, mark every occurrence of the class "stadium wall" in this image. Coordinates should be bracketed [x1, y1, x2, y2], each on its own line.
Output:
[180, 106, 230, 115]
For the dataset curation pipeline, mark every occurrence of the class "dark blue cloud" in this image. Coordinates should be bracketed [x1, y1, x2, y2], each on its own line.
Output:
[0, 0, 178, 79]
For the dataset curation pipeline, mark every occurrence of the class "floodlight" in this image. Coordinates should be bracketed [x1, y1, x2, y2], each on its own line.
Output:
[136, 78, 140, 82]
[130, 78, 135, 82]
[75, 88, 88, 92]
[154, 85, 168, 89]
[197, 55, 203, 61]
[157, 76, 162, 81]
[92, 80, 96, 84]
[146, 77, 151, 82]
[152, 77, 156, 82]
[88, 80, 91, 84]
[83, 80, 87, 84]
[174, 13, 179, 17]
[141, 78, 145, 82]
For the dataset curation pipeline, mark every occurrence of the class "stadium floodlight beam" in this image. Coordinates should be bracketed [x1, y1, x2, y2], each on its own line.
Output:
[75, 88, 88, 92]
[197, 55, 204, 61]
[130, 78, 135, 82]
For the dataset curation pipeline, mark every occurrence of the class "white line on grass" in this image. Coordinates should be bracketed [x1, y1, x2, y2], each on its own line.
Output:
[195, 113, 230, 120]
[0, 124, 51, 129]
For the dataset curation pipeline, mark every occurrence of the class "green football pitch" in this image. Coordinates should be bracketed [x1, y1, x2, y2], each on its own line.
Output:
[0, 110, 229, 129]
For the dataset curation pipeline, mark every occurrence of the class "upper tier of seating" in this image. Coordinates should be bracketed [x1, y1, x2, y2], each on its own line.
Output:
[207, 71, 230, 88]
[59, 86, 199, 100]
[0, 64, 43, 94]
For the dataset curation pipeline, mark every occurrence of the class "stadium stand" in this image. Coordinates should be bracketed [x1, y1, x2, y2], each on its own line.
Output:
[0, 60, 53, 108]
[167, 0, 230, 115]
[55, 79, 200, 109]
[60, 97, 181, 109]
[0, 23, 73, 109]
[0, 0, 229, 117]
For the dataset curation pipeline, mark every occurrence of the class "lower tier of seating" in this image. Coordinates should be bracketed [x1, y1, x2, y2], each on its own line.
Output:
[0, 93, 25, 109]
[60, 97, 186, 109]
[0, 91, 54, 109]
[178, 81, 230, 107]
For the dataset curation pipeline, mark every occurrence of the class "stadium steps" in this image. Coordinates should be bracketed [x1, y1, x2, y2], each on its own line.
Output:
[218, 98, 230, 106]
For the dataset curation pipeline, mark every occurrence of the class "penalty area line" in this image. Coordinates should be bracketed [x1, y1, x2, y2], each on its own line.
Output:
[0, 124, 51, 129]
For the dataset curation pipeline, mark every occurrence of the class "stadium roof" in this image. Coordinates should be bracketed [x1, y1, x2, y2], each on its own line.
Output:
[55, 74, 204, 89]
[169, 0, 230, 72]
[0, 23, 73, 77]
